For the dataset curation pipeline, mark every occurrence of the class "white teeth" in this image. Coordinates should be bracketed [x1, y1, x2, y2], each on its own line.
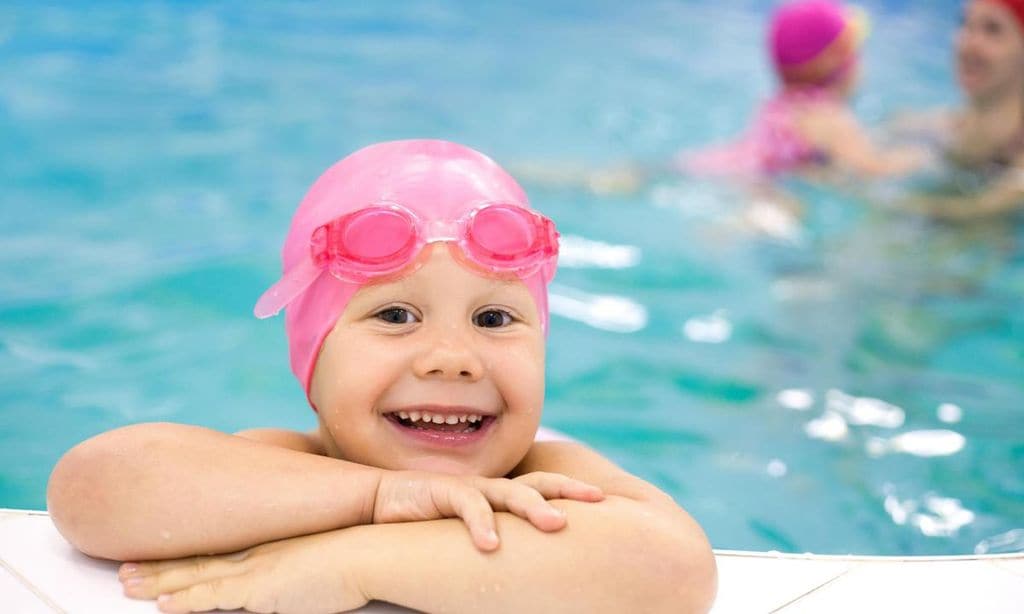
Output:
[394, 411, 488, 424]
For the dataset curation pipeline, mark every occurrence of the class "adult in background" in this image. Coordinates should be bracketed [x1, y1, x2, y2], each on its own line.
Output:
[896, 0, 1024, 221]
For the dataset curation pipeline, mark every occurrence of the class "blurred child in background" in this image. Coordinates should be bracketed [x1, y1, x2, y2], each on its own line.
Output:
[681, 0, 923, 180]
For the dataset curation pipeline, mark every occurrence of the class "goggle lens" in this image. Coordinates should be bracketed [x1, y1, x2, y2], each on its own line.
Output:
[468, 205, 536, 261]
[344, 209, 417, 263]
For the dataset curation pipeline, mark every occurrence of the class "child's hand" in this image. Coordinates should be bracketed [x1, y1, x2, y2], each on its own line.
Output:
[373, 470, 604, 551]
[119, 531, 366, 614]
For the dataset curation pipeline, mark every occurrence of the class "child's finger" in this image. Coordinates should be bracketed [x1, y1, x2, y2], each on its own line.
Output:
[119, 560, 184, 580]
[156, 575, 251, 614]
[122, 555, 248, 600]
[440, 484, 500, 552]
[514, 472, 605, 502]
[484, 481, 567, 532]
[119, 549, 250, 581]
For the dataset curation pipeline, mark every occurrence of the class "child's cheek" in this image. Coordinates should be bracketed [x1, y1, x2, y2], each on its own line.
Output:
[491, 341, 546, 412]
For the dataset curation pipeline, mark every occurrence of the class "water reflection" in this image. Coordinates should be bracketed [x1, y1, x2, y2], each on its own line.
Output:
[776, 388, 815, 411]
[975, 529, 1024, 555]
[682, 310, 732, 344]
[827, 389, 905, 429]
[765, 458, 787, 478]
[558, 235, 641, 269]
[936, 403, 963, 424]
[883, 484, 975, 538]
[866, 430, 966, 458]
[803, 411, 849, 442]
[548, 285, 647, 333]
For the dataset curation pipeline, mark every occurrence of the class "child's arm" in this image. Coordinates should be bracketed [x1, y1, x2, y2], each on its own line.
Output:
[799, 106, 929, 178]
[123, 441, 717, 613]
[125, 498, 716, 614]
[881, 108, 951, 140]
[47, 423, 601, 561]
[48, 422, 374, 561]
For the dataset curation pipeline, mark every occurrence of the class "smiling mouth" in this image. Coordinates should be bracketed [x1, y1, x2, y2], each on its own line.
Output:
[386, 410, 494, 434]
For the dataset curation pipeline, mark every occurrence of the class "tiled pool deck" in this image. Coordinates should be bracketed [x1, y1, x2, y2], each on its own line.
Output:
[3, 508, 1022, 613]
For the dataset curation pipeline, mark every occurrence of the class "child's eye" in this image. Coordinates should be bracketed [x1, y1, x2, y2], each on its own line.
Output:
[474, 309, 512, 328]
[376, 307, 417, 324]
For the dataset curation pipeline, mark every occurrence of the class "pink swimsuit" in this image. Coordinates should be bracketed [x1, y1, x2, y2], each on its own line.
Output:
[680, 89, 835, 177]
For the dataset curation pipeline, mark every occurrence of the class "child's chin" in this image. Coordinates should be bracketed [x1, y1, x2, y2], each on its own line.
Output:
[400, 456, 486, 476]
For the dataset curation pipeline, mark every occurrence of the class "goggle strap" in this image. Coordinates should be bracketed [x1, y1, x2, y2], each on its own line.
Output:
[254, 256, 324, 319]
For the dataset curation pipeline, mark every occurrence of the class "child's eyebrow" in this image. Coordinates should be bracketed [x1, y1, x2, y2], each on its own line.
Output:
[474, 281, 534, 306]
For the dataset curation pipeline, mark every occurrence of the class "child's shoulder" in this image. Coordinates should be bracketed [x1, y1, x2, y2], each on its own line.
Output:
[235, 428, 327, 455]
[516, 438, 617, 477]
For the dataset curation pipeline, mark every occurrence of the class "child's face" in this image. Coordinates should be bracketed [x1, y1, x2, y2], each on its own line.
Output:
[956, 1, 1024, 100]
[309, 243, 546, 477]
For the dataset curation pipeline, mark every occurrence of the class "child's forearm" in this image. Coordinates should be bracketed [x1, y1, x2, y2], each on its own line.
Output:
[353, 497, 717, 614]
[47, 422, 381, 561]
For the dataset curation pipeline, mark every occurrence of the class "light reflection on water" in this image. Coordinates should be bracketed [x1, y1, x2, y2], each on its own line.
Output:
[1, 0, 1021, 556]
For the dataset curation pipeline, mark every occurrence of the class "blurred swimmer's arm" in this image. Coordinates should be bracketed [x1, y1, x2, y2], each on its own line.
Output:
[47, 422, 381, 561]
[881, 109, 952, 140]
[800, 107, 929, 178]
[123, 496, 717, 614]
[899, 157, 1024, 221]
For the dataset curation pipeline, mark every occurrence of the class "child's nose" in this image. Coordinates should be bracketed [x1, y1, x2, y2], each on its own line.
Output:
[412, 328, 484, 382]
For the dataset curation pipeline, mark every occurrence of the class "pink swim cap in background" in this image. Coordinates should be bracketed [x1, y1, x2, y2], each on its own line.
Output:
[257, 140, 554, 406]
[769, 0, 869, 86]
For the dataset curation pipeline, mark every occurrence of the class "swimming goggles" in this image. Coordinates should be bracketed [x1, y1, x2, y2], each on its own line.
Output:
[255, 202, 559, 318]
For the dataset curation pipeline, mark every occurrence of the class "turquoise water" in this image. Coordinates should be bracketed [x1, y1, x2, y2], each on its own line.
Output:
[2, 1, 1022, 556]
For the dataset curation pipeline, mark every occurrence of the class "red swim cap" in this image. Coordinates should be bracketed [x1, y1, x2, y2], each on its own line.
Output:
[984, 0, 1024, 34]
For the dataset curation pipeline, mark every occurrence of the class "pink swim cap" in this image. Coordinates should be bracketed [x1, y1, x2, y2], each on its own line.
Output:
[259, 140, 554, 406]
[769, 0, 868, 86]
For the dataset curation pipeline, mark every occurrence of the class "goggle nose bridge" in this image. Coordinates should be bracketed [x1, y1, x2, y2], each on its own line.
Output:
[422, 218, 461, 243]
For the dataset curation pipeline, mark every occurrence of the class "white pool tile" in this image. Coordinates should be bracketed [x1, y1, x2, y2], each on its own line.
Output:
[0, 562, 56, 614]
[0, 512, 419, 613]
[0, 507, 36, 524]
[1, 509, 1020, 614]
[709, 554, 851, 613]
[777, 560, 1024, 613]
[0, 514, 155, 613]
[989, 557, 1024, 579]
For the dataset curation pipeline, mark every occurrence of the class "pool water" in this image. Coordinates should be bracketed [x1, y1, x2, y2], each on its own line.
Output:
[2, 0, 1021, 556]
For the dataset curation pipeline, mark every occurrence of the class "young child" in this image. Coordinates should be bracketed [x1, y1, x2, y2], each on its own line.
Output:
[681, 0, 923, 179]
[47, 140, 717, 614]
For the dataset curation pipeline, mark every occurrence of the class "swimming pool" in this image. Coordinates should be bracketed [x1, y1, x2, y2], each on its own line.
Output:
[1, 0, 1020, 556]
